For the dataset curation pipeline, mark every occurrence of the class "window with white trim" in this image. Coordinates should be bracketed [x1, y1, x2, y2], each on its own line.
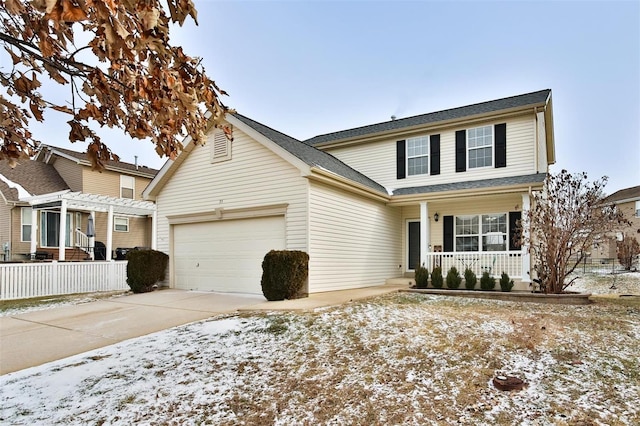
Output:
[636, 200, 640, 218]
[120, 175, 135, 199]
[455, 213, 507, 252]
[210, 129, 232, 163]
[407, 136, 429, 176]
[468, 125, 493, 169]
[114, 217, 129, 232]
[21, 207, 32, 242]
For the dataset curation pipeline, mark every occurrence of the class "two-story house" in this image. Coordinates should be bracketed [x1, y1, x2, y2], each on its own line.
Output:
[0, 145, 157, 261]
[144, 89, 554, 294]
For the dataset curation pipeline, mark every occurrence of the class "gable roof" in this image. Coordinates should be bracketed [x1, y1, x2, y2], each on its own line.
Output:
[230, 114, 388, 194]
[0, 159, 69, 203]
[305, 89, 552, 146]
[36, 145, 159, 178]
[604, 185, 640, 204]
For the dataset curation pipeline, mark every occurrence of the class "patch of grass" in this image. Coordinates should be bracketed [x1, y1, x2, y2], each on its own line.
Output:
[0, 291, 127, 314]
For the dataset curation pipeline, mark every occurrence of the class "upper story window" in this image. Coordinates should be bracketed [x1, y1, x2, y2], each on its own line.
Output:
[120, 175, 135, 199]
[468, 125, 493, 169]
[406, 136, 429, 176]
[21, 207, 32, 242]
[210, 129, 232, 163]
[636, 200, 640, 217]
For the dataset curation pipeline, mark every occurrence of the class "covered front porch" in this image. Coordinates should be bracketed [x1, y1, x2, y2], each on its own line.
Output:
[390, 182, 539, 290]
[22, 191, 157, 261]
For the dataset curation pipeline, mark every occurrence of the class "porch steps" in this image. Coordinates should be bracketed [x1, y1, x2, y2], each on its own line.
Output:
[386, 277, 415, 286]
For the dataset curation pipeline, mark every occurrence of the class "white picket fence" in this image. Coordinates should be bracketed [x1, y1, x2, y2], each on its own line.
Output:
[0, 261, 128, 301]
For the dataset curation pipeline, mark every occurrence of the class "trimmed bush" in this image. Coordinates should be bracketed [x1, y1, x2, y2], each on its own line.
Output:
[431, 266, 444, 289]
[261, 250, 309, 301]
[415, 265, 429, 289]
[499, 272, 515, 292]
[446, 266, 462, 289]
[126, 249, 169, 293]
[480, 271, 496, 291]
[464, 268, 477, 290]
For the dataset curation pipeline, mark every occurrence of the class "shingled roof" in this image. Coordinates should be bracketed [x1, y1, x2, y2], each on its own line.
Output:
[392, 173, 547, 196]
[305, 89, 551, 146]
[0, 159, 69, 202]
[604, 185, 640, 204]
[231, 114, 388, 194]
[38, 145, 159, 177]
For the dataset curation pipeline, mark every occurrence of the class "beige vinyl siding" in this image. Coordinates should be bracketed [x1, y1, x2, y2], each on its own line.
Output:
[327, 114, 537, 191]
[92, 213, 151, 250]
[0, 204, 12, 258]
[308, 181, 402, 292]
[536, 111, 548, 173]
[51, 157, 83, 192]
[400, 193, 522, 264]
[82, 169, 151, 200]
[10, 207, 30, 257]
[155, 127, 309, 258]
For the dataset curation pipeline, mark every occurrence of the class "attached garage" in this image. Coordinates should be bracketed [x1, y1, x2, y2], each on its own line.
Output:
[172, 216, 285, 294]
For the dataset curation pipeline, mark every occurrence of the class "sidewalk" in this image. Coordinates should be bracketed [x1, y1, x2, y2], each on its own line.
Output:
[0, 284, 407, 375]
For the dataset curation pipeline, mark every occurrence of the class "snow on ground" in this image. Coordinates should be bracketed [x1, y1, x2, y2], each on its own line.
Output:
[1, 275, 639, 425]
[0, 292, 128, 318]
[567, 271, 640, 294]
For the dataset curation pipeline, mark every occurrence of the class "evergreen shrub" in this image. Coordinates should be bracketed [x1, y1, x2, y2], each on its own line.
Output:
[126, 249, 169, 293]
[480, 271, 496, 291]
[499, 272, 515, 292]
[446, 266, 462, 289]
[415, 265, 429, 289]
[464, 268, 477, 290]
[261, 250, 309, 301]
[431, 266, 444, 289]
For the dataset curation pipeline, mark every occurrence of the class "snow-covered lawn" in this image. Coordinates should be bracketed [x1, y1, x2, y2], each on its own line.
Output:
[1, 275, 639, 425]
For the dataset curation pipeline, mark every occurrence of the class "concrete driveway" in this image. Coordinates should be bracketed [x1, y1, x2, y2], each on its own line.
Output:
[0, 283, 409, 375]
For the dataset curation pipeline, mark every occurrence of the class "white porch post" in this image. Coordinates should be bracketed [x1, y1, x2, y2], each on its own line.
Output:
[58, 199, 67, 261]
[89, 211, 96, 261]
[521, 193, 531, 282]
[420, 201, 430, 267]
[30, 207, 38, 258]
[151, 210, 157, 250]
[106, 205, 113, 261]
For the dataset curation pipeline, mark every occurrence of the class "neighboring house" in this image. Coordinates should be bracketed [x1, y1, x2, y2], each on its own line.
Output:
[590, 185, 640, 261]
[0, 145, 157, 261]
[144, 89, 555, 294]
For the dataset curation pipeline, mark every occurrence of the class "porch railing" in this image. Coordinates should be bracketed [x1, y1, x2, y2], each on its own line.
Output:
[0, 261, 128, 301]
[422, 251, 522, 278]
[75, 228, 90, 254]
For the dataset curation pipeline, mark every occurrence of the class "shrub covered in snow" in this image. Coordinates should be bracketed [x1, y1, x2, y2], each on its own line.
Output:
[261, 250, 309, 301]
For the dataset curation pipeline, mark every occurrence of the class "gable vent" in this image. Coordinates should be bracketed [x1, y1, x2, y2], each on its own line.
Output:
[210, 130, 231, 163]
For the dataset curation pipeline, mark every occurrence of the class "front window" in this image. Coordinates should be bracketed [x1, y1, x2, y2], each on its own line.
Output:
[407, 136, 429, 176]
[455, 213, 508, 252]
[114, 217, 129, 232]
[120, 175, 135, 199]
[21, 207, 32, 242]
[468, 125, 493, 169]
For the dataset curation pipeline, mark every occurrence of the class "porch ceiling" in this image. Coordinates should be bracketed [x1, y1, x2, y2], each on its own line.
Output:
[24, 190, 155, 216]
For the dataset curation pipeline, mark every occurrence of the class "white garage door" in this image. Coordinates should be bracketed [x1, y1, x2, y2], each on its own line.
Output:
[173, 216, 285, 293]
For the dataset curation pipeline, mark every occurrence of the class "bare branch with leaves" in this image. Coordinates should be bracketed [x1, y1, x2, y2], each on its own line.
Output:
[1, 0, 232, 169]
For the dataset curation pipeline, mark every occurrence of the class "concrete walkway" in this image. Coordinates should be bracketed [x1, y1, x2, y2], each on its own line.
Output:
[0, 284, 408, 375]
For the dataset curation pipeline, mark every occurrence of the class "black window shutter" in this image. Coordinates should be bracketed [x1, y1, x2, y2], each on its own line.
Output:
[509, 211, 521, 251]
[455, 130, 466, 172]
[396, 140, 406, 179]
[444, 215, 454, 252]
[430, 134, 440, 175]
[495, 123, 507, 168]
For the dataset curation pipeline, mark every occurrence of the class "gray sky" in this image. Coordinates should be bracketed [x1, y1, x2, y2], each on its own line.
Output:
[28, 0, 640, 193]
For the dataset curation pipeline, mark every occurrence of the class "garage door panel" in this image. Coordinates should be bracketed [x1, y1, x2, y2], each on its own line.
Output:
[173, 216, 285, 293]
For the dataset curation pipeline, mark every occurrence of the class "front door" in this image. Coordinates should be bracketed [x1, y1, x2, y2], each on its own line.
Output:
[408, 221, 420, 271]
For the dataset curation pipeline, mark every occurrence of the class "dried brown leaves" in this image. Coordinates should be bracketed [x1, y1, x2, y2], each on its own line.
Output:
[1, 0, 230, 169]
